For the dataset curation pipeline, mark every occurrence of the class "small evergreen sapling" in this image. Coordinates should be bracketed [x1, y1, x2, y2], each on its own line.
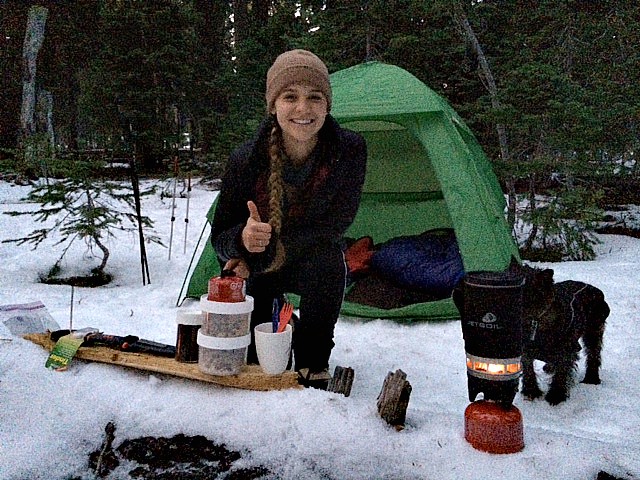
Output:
[3, 157, 162, 283]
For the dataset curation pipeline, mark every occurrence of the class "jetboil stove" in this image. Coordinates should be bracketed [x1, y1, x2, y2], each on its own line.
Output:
[458, 271, 526, 454]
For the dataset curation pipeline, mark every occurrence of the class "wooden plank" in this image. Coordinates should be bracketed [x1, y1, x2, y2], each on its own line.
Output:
[24, 333, 301, 391]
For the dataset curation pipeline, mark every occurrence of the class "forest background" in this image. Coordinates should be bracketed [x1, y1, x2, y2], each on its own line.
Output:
[1, 0, 639, 263]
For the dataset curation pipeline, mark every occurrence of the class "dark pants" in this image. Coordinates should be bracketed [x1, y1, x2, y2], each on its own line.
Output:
[245, 243, 346, 372]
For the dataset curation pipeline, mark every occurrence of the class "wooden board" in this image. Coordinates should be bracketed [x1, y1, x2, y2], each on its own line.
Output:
[24, 333, 301, 391]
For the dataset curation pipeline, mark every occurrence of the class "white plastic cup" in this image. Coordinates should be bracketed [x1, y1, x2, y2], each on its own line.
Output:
[254, 322, 292, 375]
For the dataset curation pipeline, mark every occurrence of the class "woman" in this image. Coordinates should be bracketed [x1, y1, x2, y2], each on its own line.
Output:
[211, 49, 367, 387]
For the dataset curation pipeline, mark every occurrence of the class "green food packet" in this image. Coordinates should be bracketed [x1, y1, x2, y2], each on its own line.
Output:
[45, 328, 98, 371]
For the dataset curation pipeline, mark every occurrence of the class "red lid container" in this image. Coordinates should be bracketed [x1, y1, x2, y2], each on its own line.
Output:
[208, 270, 245, 303]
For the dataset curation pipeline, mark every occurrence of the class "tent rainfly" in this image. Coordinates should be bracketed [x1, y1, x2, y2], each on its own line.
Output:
[180, 61, 520, 321]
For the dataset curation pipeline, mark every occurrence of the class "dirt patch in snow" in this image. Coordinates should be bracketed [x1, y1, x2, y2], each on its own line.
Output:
[73, 423, 273, 479]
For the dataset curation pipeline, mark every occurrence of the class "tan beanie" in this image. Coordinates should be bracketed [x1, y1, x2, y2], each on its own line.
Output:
[266, 49, 332, 113]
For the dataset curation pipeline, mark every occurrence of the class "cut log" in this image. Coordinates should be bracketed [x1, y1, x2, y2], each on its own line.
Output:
[327, 365, 354, 397]
[24, 333, 301, 391]
[377, 369, 412, 430]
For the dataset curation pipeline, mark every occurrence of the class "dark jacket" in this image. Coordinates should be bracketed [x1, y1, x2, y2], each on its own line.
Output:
[211, 115, 367, 273]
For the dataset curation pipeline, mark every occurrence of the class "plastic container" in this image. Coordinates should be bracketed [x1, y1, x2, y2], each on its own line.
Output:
[175, 310, 203, 363]
[198, 295, 254, 376]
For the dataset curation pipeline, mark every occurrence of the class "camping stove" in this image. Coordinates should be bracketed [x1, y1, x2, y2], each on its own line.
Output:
[459, 271, 526, 454]
[460, 271, 524, 406]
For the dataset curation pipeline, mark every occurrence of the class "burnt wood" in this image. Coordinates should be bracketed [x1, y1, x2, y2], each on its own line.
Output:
[377, 369, 412, 429]
[327, 365, 355, 396]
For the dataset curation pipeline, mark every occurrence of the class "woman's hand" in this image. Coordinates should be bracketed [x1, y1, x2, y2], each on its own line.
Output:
[241, 201, 272, 253]
[223, 258, 250, 279]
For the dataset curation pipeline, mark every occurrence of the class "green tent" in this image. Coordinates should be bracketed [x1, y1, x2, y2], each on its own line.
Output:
[180, 61, 519, 320]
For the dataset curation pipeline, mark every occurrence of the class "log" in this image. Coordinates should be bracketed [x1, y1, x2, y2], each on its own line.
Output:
[24, 333, 301, 391]
[327, 365, 354, 397]
[377, 369, 412, 430]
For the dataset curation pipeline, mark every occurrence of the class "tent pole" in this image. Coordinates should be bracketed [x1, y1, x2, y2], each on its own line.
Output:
[175, 219, 208, 307]
[168, 156, 179, 261]
[183, 172, 191, 254]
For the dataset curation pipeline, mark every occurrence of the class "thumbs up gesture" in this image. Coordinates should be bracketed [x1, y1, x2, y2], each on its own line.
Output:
[241, 201, 272, 253]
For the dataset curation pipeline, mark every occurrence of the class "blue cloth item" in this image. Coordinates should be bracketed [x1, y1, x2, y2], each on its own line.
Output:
[370, 229, 465, 298]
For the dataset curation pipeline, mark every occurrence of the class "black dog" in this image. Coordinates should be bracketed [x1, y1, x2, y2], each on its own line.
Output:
[514, 264, 609, 405]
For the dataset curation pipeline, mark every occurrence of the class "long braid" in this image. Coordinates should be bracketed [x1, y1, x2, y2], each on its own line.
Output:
[265, 119, 286, 272]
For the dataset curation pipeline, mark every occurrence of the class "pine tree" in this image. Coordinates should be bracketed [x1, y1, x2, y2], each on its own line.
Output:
[465, 1, 609, 260]
[2, 154, 161, 284]
[38, 1, 101, 150]
[78, 1, 200, 171]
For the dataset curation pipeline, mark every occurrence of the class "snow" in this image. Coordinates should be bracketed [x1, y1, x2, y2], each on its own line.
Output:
[1, 179, 639, 480]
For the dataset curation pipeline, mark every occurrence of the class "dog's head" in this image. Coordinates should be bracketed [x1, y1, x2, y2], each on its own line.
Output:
[509, 264, 554, 321]
[452, 258, 554, 320]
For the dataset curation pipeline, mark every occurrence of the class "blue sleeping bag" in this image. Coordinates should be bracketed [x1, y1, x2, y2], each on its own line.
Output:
[370, 229, 465, 299]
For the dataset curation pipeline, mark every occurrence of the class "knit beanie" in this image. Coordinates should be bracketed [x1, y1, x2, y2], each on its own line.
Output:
[266, 49, 332, 113]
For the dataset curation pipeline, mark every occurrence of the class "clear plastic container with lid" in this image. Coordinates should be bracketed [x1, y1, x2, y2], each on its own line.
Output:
[197, 272, 253, 376]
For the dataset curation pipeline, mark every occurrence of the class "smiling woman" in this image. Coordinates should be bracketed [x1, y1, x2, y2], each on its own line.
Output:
[210, 49, 367, 387]
[272, 84, 328, 162]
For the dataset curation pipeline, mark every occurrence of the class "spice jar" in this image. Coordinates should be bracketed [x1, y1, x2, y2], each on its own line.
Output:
[175, 310, 203, 363]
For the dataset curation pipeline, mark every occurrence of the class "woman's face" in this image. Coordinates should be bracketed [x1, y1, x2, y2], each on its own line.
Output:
[272, 84, 328, 149]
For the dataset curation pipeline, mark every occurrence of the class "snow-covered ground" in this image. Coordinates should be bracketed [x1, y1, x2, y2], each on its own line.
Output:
[1, 179, 639, 480]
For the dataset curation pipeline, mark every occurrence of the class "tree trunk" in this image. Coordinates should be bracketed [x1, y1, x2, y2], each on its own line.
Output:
[253, 0, 269, 28]
[36, 88, 55, 148]
[194, 0, 227, 71]
[453, 6, 517, 229]
[232, 0, 248, 50]
[523, 174, 538, 252]
[453, 9, 509, 163]
[93, 234, 110, 275]
[20, 5, 48, 139]
[85, 189, 110, 275]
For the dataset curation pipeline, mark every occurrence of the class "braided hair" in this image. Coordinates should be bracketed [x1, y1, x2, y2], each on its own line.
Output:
[264, 117, 286, 272]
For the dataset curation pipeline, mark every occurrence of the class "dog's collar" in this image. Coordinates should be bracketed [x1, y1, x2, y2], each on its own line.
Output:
[529, 304, 551, 341]
[529, 317, 539, 341]
[529, 283, 590, 342]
